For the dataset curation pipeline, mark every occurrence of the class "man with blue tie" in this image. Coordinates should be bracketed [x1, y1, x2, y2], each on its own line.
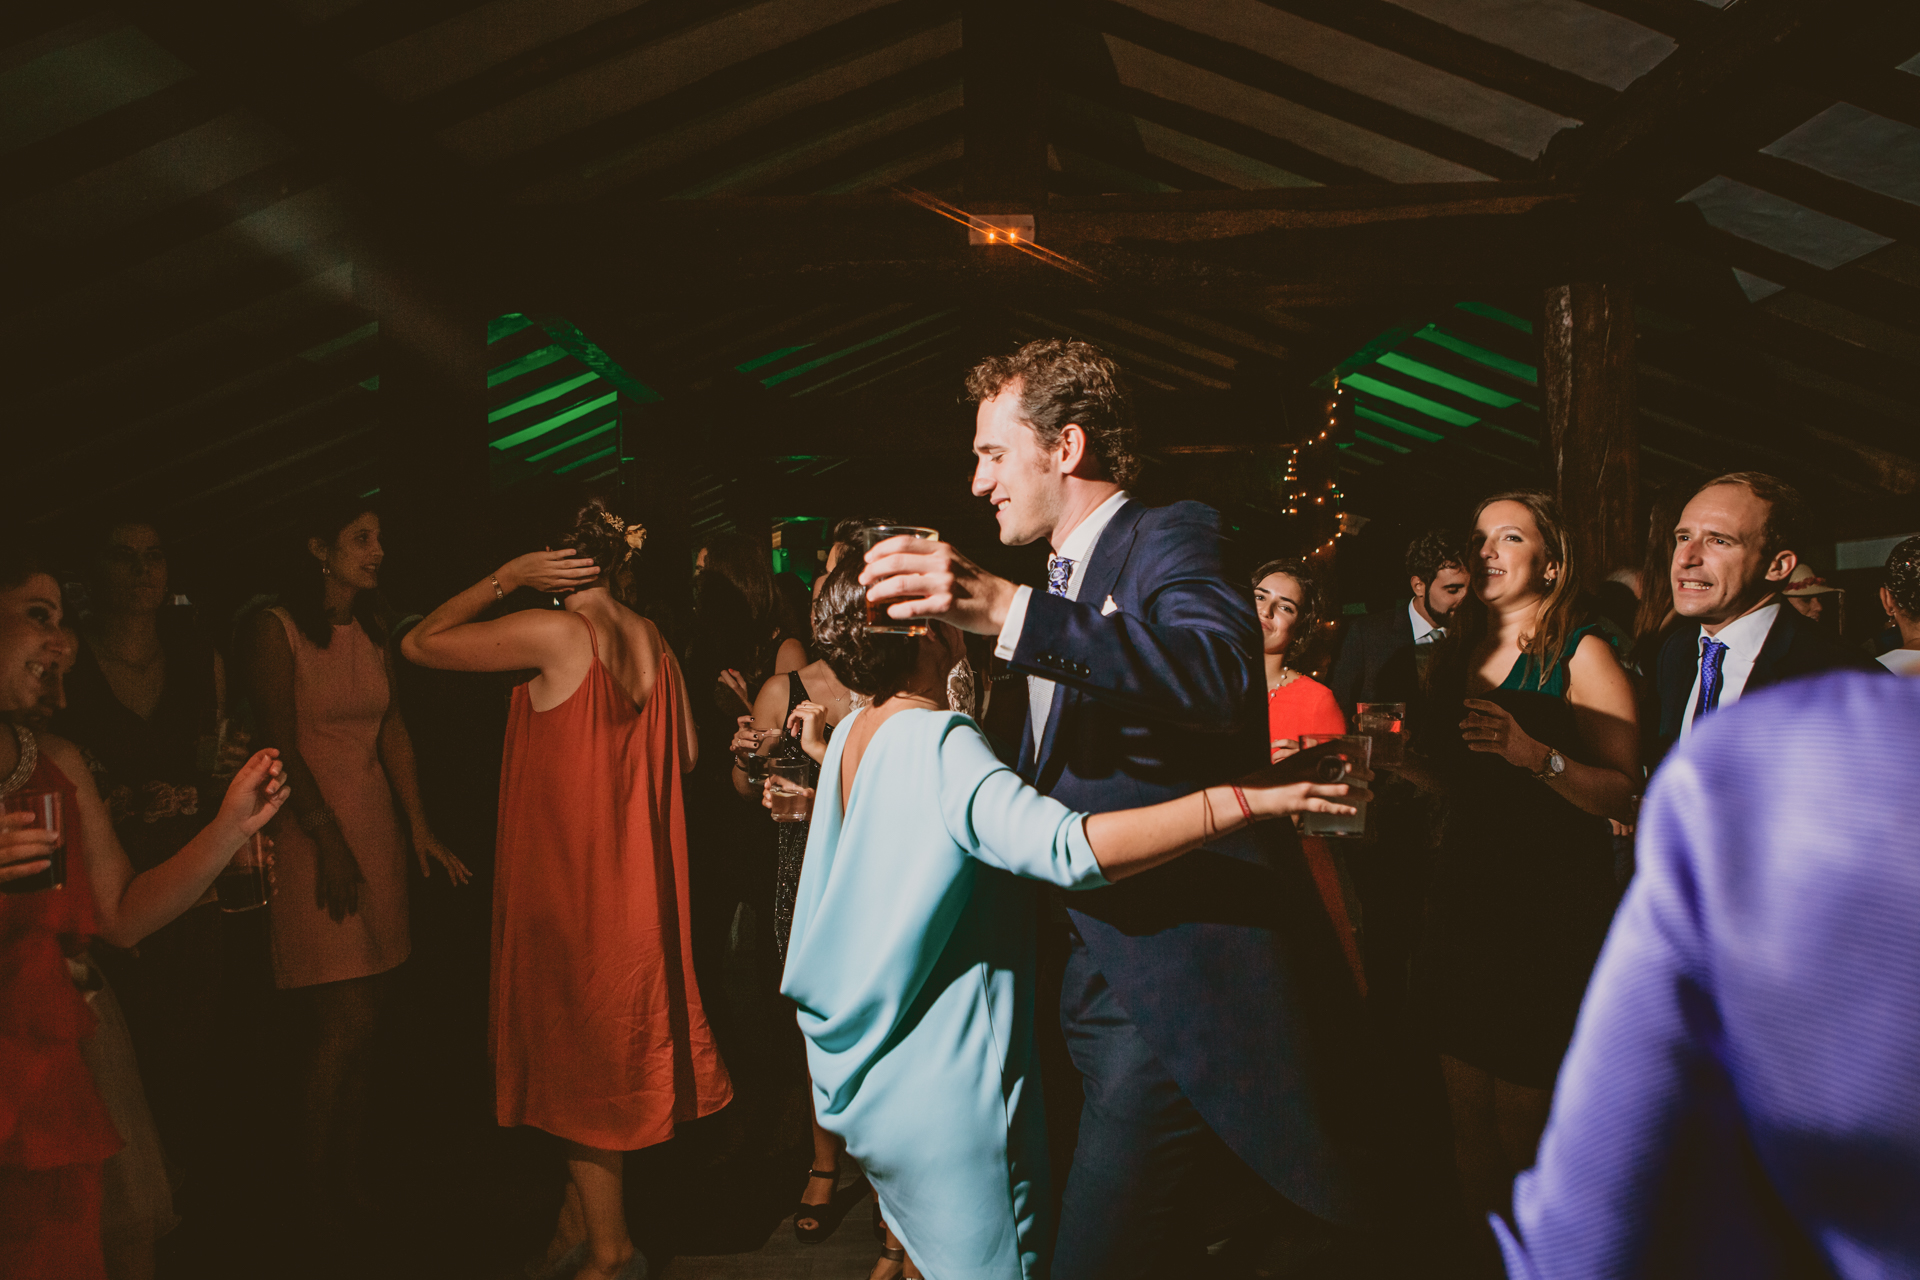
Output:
[862, 339, 1370, 1278]
[1653, 472, 1876, 762]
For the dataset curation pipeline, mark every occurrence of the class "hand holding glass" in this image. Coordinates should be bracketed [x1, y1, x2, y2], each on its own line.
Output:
[0, 791, 64, 894]
[857, 524, 940, 636]
[768, 761, 816, 824]
[1299, 735, 1372, 837]
[1354, 702, 1405, 770]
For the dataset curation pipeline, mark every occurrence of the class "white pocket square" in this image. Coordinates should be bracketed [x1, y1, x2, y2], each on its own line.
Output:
[1101, 595, 1120, 616]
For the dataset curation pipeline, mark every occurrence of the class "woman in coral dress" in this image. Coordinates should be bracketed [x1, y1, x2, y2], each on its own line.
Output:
[0, 547, 289, 1280]
[403, 498, 731, 1280]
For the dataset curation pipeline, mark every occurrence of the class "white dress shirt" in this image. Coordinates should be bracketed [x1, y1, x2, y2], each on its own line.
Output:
[1409, 598, 1443, 645]
[1680, 601, 1780, 740]
[993, 489, 1132, 745]
[1878, 647, 1920, 676]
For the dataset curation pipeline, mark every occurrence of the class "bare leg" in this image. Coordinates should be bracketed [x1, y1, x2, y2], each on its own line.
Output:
[867, 1224, 921, 1280]
[296, 973, 387, 1220]
[536, 1180, 588, 1274]
[1491, 1077, 1554, 1210]
[564, 1142, 636, 1279]
[1439, 1055, 1504, 1221]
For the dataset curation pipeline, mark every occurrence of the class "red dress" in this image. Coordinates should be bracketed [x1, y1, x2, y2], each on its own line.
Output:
[491, 613, 731, 1150]
[0, 754, 121, 1280]
[1266, 676, 1367, 996]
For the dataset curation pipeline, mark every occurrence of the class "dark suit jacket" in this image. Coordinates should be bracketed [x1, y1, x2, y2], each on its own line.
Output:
[1326, 601, 1422, 718]
[1654, 603, 1884, 761]
[1011, 499, 1370, 1225]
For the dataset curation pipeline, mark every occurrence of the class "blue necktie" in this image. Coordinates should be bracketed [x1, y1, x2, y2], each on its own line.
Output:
[1047, 554, 1074, 598]
[1696, 638, 1730, 720]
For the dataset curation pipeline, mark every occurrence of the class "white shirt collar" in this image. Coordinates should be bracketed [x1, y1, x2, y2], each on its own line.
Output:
[1053, 489, 1131, 565]
[1699, 600, 1780, 660]
[1408, 598, 1441, 644]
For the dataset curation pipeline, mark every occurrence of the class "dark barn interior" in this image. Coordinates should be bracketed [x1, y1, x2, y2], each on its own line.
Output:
[5, 2, 1918, 1278]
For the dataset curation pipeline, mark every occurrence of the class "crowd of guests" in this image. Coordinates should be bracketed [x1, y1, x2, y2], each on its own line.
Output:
[3, 335, 1917, 1280]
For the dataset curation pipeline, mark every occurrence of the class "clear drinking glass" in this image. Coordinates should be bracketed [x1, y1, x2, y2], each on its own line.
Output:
[769, 761, 815, 824]
[1354, 702, 1406, 771]
[857, 524, 940, 637]
[1300, 735, 1371, 838]
[1, 789, 65, 894]
[216, 833, 270, 913]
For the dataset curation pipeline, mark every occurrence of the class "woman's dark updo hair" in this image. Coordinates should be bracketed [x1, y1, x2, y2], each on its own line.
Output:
[281, 493, 391, 649]
[1251, 557, 1327, 668]
[811, 557, 919, 699]
[556, 495, 644, 579]
[0, 535, 53, 595]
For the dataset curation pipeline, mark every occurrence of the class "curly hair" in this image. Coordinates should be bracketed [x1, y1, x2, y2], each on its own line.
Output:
[1886, 534, 1920, 619]
[964, 338, 1141, 487]
[811, 556, 919, 698]
[555, 495, 646, 579]
[1251, 557, 1326, 668]
[1405, 528, 1466, 585]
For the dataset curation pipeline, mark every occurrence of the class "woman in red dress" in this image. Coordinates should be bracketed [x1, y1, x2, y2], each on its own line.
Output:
[0, 545, 290, 1280]
[1252, 557, 1365, 993]
[403, 498, 732, 1280]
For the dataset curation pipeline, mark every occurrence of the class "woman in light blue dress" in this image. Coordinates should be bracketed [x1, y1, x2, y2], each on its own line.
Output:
[776, 562, 1370, 1280]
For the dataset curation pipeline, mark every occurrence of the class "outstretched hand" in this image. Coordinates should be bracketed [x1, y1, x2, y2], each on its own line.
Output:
[860, 536, 1018, 636]
[1237, 741, 1373, 820]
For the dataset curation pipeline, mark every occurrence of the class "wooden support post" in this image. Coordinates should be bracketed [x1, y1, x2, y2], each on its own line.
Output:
[358, 263, 490, 612]
[1542, 281, 1640, 586]
[963, 0, 1049, 209]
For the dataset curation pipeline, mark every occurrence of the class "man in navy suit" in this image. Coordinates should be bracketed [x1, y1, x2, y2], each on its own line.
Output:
[1653, 472, 1878, 763]
[1326, 528, 1469, 718]
[863, 339, 1370, 1278]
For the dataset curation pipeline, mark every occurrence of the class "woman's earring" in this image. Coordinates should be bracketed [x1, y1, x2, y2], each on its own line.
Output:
[321, 564, 331, 577]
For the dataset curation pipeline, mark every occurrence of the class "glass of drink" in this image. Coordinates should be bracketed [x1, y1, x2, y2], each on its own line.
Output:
[216, 832, 270, 913]
[857, 524, 939, 637]
[768, 761, 816, 824]
[1299, 735, 1371, 838]
[735, 729, 774, 787]
[1354, 702, 1405, 771]
[1, 789, 65, 894]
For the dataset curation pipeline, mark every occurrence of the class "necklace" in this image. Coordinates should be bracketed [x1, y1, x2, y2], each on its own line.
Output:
[1268, 668, 1299, 693]
[0, 723, 37, 798]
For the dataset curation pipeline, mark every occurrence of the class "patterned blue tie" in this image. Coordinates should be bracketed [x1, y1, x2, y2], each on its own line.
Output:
[1047, 554, 1074, 598]
[1696, 638, 1730, 720]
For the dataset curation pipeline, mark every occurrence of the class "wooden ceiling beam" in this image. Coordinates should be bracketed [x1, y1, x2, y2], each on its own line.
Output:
[1053, 78, 1382, 187]
[1542, 0, 1920, 202]
[1062, 0, 1534, 180]
[1722, 151, 1920, 248]
[1668, 222, 1920, 340]
[963, 0, 1048, 207]
[485, 0, 959, 194]
[1251, 0, 1615, 121]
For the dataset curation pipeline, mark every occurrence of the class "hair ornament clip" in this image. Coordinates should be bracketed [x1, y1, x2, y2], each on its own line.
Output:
[623, 525, 648, 554]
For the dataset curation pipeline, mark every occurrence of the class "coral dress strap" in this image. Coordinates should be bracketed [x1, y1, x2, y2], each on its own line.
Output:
[574, 610, 599, 658]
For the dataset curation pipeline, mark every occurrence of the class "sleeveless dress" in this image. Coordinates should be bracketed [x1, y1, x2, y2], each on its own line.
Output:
[1416, 625, 1624, 1088]
[0, 748, 122, 1280]
[264, 608, 411, 989]
[492, 612, 732, 1150]
[1266, 675, 1367, 995]
[771, 669, 834, 964]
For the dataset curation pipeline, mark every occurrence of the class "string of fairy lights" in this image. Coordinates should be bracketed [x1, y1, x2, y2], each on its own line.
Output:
[1283, 377, 1352, 561]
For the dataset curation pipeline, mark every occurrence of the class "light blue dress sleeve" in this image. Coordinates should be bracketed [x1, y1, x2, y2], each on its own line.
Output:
[932, 713, 1109, 890]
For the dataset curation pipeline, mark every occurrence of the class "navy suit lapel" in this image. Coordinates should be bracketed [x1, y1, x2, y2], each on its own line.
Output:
[1033, 500, 1145, 779]
[1748, 602, 1798, 693]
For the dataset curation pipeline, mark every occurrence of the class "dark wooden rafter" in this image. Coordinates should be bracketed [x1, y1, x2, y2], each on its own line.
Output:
[487, 0, 961, 193]
[1062, 0, 1536, 179]
[1542, 0, 1920, 201]
[963, 0, 1048, 207]
[1053, 78, 1382, 187]
[757, 107, 964, 197]
[1250, 0, 1615, 121]
[1668, 220, 1920, 339]
[612, 49, 964, 198]
[1720, 151, 1920, 248]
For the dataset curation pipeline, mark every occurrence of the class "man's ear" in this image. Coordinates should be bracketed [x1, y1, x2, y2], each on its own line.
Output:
[1764, 549, 1798, 584]
[1055, 423, 1089, 475]
[1409, 574, 1427, 600]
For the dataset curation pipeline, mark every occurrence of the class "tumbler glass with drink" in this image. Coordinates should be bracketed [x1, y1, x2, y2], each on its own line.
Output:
[857, 524, 940, 637]
[1299, 734, 1371, 837]
[216, 832, 271, 912]
[0, 789, 64, 894]
[1354, 702, 1405, 771]
[768, 761, 816, 824]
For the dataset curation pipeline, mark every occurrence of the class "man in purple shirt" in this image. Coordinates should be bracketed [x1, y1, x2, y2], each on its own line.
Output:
[1495, 670, 1920, 1278]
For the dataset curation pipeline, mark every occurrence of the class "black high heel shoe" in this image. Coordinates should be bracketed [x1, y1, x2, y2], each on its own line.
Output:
[794, 1168, 840, 1243]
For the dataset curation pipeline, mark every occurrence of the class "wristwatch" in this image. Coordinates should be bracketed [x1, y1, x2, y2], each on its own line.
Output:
[1531, 747, 1567, 783]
